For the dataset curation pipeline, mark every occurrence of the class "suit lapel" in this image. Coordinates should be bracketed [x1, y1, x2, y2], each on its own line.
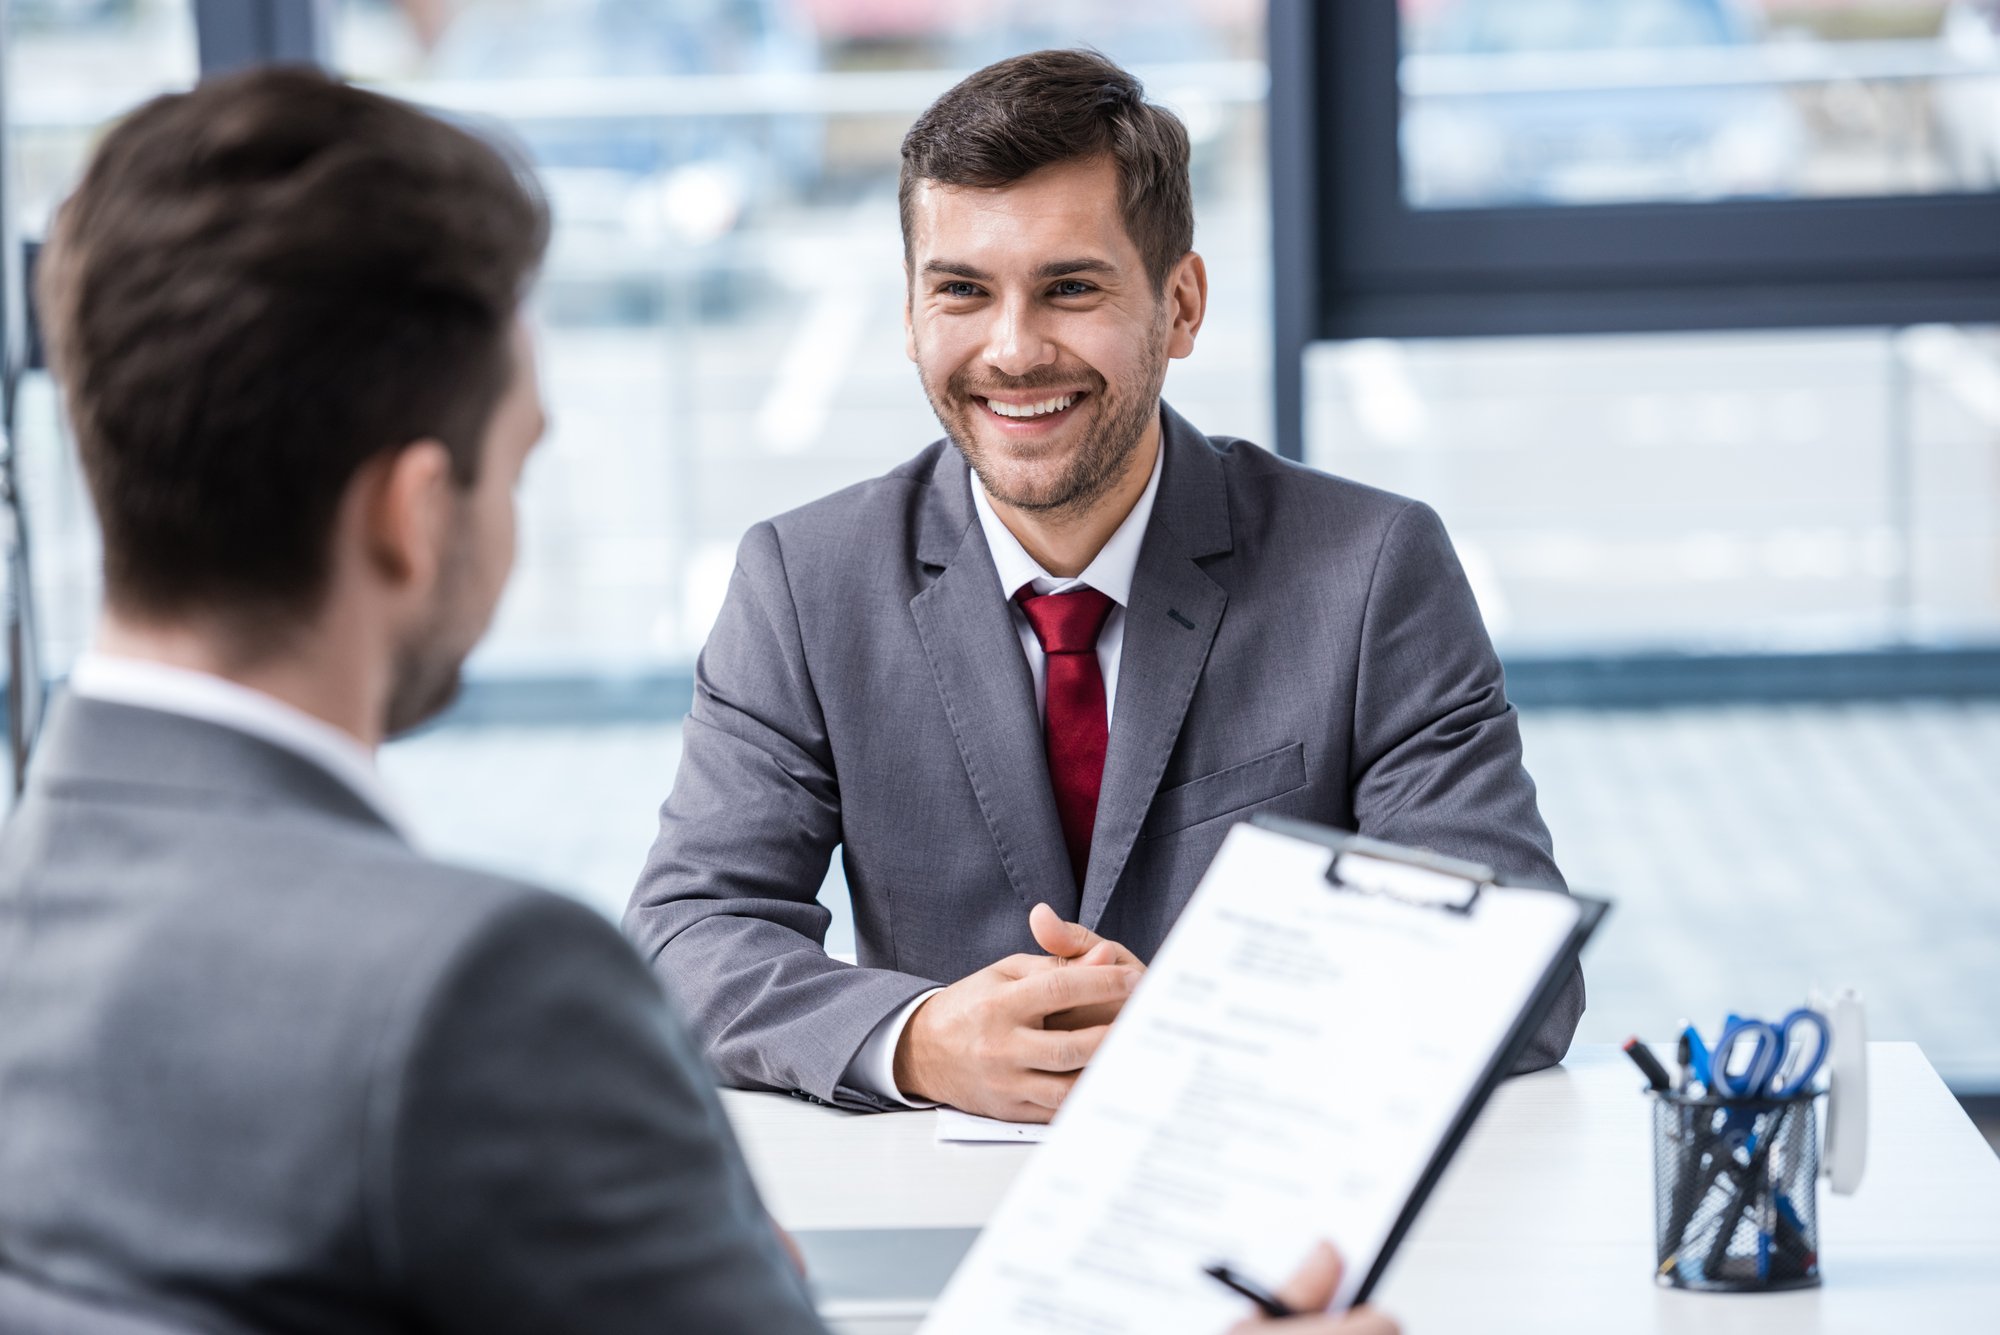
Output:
[909, 453, 1081, 921]
[1079, 406, 1233, 929]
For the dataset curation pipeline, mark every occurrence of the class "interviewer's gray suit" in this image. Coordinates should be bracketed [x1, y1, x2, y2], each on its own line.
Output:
[628, 405, 1583, 1110]
[0, 697, 825, 1335]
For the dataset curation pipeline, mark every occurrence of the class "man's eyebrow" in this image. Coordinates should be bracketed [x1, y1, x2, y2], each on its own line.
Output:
[1034, 257, 1117, 280]
[921, 260, 992, 281]
[918, 258, 1120, 282]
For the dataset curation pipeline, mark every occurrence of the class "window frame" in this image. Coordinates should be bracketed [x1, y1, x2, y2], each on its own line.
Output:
[1270, 0, 2000, 457]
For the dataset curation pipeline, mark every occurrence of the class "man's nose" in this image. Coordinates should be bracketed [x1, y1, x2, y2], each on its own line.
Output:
[980, 294, 1057, 378]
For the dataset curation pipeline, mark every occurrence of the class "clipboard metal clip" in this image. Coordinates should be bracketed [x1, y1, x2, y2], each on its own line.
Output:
[1322, 835, 1496, 917]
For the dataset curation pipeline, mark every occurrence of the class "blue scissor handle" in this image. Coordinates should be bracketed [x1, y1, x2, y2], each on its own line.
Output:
[1713, 1016, 1779, 1100]
[1767, 1007, 1830, 1098]
[1714, 1008, 1829, 1100]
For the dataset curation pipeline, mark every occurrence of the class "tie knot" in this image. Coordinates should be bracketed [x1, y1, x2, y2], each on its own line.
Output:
[1016, 586, 1115, 655]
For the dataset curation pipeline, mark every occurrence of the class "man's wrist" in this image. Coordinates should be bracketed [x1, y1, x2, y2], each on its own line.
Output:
[892, 991, 942, 1104]
[844, 988, 941, 1107]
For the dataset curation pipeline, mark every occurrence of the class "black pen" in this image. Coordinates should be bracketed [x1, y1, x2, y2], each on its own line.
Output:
[1203, 1263, 1298, 1319]
[1622, 1037, 1673, 1092]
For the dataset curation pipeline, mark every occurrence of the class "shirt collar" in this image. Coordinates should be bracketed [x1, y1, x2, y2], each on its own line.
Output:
[971, 436, 1164, 605]
[65, 652, 413, 841]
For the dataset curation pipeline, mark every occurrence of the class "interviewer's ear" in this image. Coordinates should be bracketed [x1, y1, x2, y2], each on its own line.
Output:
[357, 438, 455, 596]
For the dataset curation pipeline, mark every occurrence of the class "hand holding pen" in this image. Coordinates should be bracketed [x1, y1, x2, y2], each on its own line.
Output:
[1215, 1243, 1401, 1334]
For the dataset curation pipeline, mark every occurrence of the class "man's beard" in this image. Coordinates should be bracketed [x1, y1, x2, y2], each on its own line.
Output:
[922, 336, 1168, 520]
[383, 524, 476, 738]
[383, 645, 463, 739]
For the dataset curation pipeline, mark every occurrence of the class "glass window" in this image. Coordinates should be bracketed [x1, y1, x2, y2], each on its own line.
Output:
[1400, 0, 2000, 209]
[13, 0, 197, 232]
[11, 0, 200, 679]
[1305, 326, 2000, 655]
[335, 0, 1271, 684]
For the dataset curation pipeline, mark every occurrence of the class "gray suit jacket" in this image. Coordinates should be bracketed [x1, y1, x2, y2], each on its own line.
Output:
[627, 405, 1584, 1111]
[0, 696, 825, 1335]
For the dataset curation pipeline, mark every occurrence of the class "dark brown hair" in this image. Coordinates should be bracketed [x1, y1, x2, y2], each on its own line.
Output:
[898, 49, 1193, 292]
[38, 65, 548, 622]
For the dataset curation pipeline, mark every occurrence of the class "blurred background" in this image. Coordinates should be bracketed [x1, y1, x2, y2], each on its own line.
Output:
[3, 0, 1996, 1125]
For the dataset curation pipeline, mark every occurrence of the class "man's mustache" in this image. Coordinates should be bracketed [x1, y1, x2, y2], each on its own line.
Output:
[948, 367, 1105, 399]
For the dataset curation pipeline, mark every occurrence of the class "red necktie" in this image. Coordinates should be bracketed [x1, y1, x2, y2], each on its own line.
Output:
[1016, 586, 1115, 889]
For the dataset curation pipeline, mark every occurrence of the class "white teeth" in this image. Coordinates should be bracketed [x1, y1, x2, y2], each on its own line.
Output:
[986, 394, 1077, 419]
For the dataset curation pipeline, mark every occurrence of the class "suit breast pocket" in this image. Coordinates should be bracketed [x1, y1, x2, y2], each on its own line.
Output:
[1142, 742, 1308, 840]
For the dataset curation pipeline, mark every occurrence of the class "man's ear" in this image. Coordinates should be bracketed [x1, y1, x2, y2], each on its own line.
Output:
[1165, 251, 1208, 360]
[903, 262, 919, 364]
[357, 439, 454, 595]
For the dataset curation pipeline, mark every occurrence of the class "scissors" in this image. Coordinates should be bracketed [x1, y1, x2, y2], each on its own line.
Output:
[1712, 1007, 1830, 1101]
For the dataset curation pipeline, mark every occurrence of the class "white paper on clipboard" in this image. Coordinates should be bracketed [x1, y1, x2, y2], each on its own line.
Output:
[920, 821, 1590, 1334]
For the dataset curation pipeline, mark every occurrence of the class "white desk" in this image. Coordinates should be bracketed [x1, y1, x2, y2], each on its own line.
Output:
[722, 1042, 2000, 1334]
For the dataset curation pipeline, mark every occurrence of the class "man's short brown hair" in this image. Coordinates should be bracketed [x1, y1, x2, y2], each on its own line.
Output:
[898, 49, 1193, 292]
[38, 66, 548, 624]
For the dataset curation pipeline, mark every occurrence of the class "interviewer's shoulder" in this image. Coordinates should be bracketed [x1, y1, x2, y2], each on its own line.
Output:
[451, 879, 643, 983]
[387, 855, 642, 990]
[294, 834, 642, 1009]
[361, 857, 669, 1094]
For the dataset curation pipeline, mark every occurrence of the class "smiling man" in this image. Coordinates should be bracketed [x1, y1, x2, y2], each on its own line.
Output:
[627, 49, 1584, 1121]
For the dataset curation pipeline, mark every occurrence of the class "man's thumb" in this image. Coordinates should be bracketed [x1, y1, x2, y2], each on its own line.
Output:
[1029, 902, 1091, 957]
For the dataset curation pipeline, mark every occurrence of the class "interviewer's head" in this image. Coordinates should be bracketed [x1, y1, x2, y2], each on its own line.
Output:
[39, 66, 549, 734]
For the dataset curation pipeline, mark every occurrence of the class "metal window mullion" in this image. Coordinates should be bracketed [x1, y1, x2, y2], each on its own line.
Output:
[194, 0, 331, 79]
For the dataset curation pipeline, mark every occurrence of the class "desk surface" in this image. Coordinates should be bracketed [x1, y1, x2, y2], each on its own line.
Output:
[722, 1042, 2000, 1334]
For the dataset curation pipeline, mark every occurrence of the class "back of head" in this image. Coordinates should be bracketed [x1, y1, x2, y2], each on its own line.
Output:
[897, 48, 1194, 292]
[37, 66, 548, 636]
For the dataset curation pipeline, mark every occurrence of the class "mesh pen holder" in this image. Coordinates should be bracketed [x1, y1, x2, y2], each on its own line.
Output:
[1650, 1089, 1821, 1292]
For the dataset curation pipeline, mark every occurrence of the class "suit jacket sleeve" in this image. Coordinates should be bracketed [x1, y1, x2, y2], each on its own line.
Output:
[624, 521, 938, 1109]
[1348, 501, 1585, 1072]
[384, 893, 829, 1335]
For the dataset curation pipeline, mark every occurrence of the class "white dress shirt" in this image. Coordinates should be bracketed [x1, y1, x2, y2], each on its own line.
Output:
[841, 443, 1165, 1105]
[64, 652, 413, 842]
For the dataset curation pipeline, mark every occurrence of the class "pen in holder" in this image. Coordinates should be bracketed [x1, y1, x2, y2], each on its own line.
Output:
[1650, 1089, 1821, 1292]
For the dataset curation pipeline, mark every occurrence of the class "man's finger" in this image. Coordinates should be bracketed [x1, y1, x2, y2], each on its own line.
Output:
[1274, 1241, 1343, 1313]
[989, 951, 1062, 980]
[1011, 963, 1140, 1021]
[1029, 904, 1146, 969]
[1029, 901, 1103, 960]
[1016, 1022, 1112, 1073]
[1010, 1070, 1078, 1116]
[1042, 998, 1129, 1032]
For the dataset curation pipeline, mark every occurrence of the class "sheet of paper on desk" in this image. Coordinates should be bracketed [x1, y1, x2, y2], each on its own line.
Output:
[920, 822, 1583, 1335]
[936, 1108, 1052, 1143]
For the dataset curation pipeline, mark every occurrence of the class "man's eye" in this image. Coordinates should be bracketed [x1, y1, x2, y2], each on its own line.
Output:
[942, 282, 982, 299]
[1053, 279, 1094, 297]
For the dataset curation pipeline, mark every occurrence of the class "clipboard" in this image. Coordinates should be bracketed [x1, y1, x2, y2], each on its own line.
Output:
[922, 816, 1610, 1333]
[1255, 817, 1610, 1303]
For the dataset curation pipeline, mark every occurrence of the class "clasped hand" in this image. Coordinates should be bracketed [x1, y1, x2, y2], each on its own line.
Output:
[892, 902, 1146, 1121]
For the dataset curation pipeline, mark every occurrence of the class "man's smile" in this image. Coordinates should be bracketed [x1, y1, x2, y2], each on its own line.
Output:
[974, 390, 1090, 430]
